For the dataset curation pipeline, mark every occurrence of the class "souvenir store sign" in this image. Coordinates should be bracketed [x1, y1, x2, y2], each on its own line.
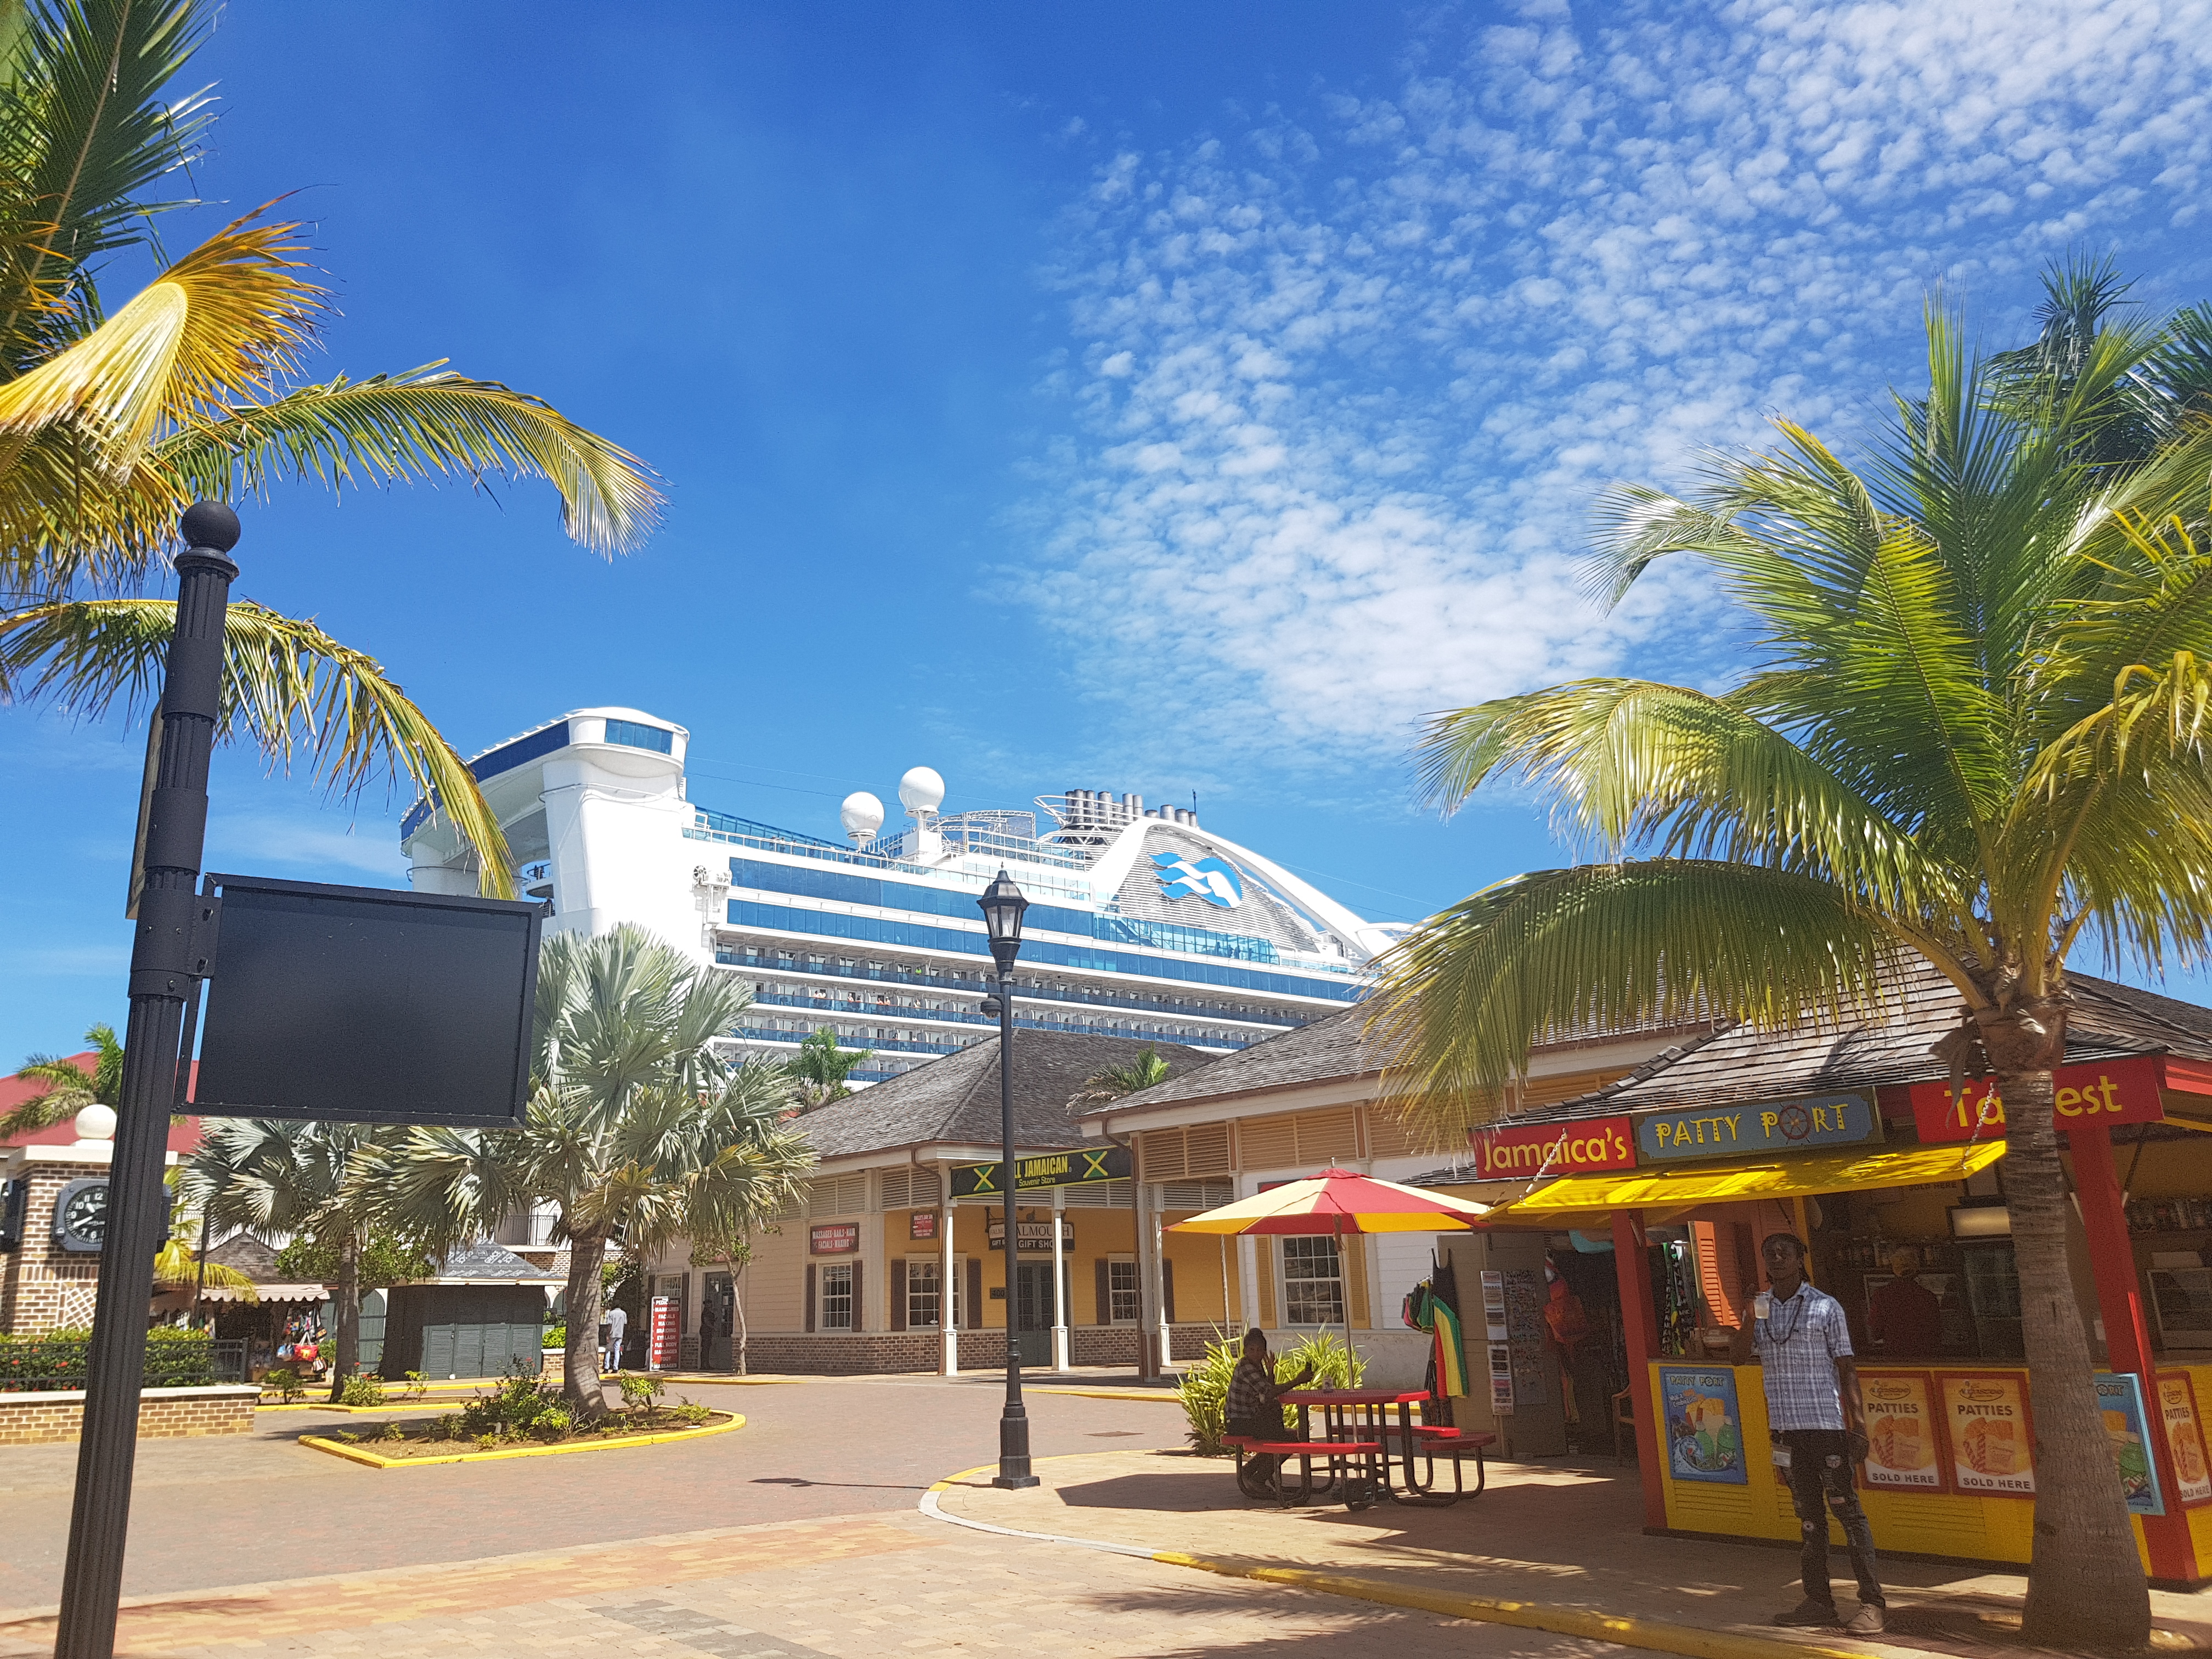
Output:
[1909, 1055, 2165, 1144]
[1637, 1093, 1881, 1163]
[1859, 1370, 1944, 1492]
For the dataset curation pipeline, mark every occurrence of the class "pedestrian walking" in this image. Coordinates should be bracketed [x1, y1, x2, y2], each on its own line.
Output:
[603, 1304, 628, 1373]
[1729, 1233, 1886, 1636]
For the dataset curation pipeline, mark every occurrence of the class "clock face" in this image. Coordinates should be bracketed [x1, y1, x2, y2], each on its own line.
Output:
[53, 1178, 109, 1252]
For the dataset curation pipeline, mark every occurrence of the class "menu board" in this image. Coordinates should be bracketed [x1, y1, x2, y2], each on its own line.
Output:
[1859, 1370, 1944, 1492]
[1938, 1371, 2035, 1496]
[1659, 1366, 1747, 1485]
[2095, 1372, 2165, 1516]
[2158, 1373, 2212, 1506]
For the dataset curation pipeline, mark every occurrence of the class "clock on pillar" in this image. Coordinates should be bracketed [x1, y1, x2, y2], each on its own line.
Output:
[50, 1178, 111, 1254]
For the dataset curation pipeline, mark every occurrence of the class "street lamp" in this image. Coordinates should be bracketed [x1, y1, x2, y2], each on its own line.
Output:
[977, 868, 1038, 1489]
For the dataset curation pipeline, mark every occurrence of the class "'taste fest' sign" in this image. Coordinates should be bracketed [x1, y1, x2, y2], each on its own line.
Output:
[1636, 1093, 1882, 1164]
[1909, 1054, 2165, 1144]
[1468, 1115, 1638, 1180]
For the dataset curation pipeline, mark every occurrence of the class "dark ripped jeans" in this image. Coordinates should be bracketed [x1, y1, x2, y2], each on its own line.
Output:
[1780, 1430, 1884, 1611]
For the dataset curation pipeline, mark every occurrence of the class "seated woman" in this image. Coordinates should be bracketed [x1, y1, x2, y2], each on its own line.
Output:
[1224, 1328, 1313, 1490]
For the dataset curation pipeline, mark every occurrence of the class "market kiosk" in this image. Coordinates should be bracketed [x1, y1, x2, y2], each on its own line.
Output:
[1467, 1045, 2212, 1584]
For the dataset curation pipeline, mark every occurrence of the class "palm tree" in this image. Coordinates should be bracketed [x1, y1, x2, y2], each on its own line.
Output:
[1072, 1046, 1171, 1108]
[0, 1, 661, 893]
[359, 926, 813, 1411]
[789, 1025, 871, 1107]
[1365, 279, 2212, 1654]
[153, 1171, 255, 1301]
[3, 1021, 121, 1137]
[183, 1119, 382, 1402]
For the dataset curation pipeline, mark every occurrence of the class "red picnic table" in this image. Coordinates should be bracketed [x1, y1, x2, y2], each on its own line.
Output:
[1276, 1387, 1492, 1505]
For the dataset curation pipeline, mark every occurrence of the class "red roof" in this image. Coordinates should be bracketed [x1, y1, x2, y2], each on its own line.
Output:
[1, 1051, 204, 1153]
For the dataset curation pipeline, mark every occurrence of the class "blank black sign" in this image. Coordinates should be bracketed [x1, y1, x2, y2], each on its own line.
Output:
[192, 873, 543, 1127]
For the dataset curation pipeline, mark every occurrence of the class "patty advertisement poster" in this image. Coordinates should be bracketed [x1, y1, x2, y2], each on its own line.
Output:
[1659, 1366, 1747, 1485]
[2159, 1373, 2212, 1506]
[1938, 1372, 2035, 1496]
[1858, 1371, 1944, 1492]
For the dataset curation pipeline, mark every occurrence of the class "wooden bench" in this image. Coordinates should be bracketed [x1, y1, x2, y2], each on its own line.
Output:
[1392, 1424, 1494, 1503]
[1222, 1434, 1383, 1510]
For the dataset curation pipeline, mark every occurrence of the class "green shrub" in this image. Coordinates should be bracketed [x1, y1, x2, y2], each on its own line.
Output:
[425, 1414, 457, 1441]
[331, 1430, 359, 1444]
[0, 1328, 213, 1392]
[474, 1432, 500, 1449]
[337, 1372, 386, 1407]
[264, 1367, 307, 1402]
[616, 1372, 663, 1409]
[1176, 1328, 1366, 1457]
[541, 1324, 566, 1350]
[376, 1420, 405, 1442]
[670, 1400, 712, 1426]
[532, 1406, 573, 1442]
[400, 1371, 429, 1401]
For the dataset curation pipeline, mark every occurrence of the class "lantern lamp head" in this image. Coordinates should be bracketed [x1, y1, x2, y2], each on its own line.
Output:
[977, 868, 1028, 973]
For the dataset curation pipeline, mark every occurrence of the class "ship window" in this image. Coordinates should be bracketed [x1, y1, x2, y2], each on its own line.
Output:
[603, 719, 673, 754]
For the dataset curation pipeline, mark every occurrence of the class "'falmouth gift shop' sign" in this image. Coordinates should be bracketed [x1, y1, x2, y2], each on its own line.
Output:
[1637, 1093, 1881, 1163]
[1467, 1115, 1637, 1180]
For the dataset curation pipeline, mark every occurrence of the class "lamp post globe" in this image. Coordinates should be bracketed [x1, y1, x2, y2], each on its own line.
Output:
[976, 868, 1039, 1488]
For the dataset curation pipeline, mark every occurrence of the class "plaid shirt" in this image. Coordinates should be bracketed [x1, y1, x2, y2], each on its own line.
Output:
[1226, 1355, 1277, 1426]
[1753, 1283, 1853, 1431]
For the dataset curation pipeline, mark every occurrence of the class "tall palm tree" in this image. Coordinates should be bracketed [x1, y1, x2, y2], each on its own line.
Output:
[1366, 283, 2212, 1654]
[1073, 1046, 1171, 1108]
[358, 926, 813, 1411]
[3, 1020, 120, 1137]
[183, 1119, 381, 1401]
[0, 1, 661, 893]
[789, 1025, 870, 1107]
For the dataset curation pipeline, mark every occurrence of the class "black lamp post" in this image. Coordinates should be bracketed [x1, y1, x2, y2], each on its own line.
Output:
[977, 867, 1039, 1489]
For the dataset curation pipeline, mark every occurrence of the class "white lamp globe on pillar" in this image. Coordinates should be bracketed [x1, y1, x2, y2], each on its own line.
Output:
[71, 1103, 117, 1151]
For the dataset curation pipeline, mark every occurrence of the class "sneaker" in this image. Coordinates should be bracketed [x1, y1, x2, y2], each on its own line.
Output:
[1843, 1605, 1885, 1637]
[1772, 1599, 1841, 1628]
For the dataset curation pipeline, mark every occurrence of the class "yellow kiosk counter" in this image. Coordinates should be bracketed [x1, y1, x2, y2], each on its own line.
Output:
[1642, 1356, 2212, 1574]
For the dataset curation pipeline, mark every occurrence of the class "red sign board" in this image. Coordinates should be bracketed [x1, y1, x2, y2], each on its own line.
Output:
[909, 1211, 938, 1242]
[1909, 1056, 2165, 1144]
[648, 1296, 679, 1369]
[1466, 1114, 1637, 1180]
[810, 1222, 860, 1255]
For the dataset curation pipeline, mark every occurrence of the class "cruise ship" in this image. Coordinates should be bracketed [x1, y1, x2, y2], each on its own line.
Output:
[401, 709, 1392, 1081]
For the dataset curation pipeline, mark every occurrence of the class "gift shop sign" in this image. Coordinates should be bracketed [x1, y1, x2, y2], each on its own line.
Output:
[1637, 1094, 1880, 1163]
[1909, 1055, 2164, 1144]
[1466, 1115, 1637, 1180]
[809, 1223, 860, 1255]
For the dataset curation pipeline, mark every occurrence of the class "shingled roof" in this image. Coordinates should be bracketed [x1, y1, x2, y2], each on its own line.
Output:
[796, 1031, 1219, 1162]
[1540, 957, 2212, 1120]
[1069, 1003, 1385, 1118]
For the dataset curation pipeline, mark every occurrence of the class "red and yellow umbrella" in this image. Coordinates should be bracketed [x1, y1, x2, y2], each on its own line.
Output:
[1166, 1168, 1490, 1237]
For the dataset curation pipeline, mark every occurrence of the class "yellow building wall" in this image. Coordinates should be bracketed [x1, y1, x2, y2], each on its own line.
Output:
[744, 1221, 807, 1331]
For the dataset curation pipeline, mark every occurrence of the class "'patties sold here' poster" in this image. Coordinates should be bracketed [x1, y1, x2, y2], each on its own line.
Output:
[1938, 1372, 2035, 1496]
[1858, 1371, 1944, 1492]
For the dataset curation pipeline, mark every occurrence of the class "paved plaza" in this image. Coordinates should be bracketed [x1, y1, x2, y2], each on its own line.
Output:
[1, 1376, 2207, 1659]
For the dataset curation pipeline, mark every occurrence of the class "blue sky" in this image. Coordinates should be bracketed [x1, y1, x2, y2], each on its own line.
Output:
[5, 1, 2212, 1062]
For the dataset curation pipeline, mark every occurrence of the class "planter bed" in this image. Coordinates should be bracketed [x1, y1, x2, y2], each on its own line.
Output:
[301, 1407, 742, 1466]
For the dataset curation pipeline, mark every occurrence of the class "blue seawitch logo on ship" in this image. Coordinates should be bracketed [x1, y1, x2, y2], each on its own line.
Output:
[1151, 851, 1244, 909]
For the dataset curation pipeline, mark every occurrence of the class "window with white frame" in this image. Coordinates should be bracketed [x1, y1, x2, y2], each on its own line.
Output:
[1108, 1257, 1142, 1324]
[906, 1259, 941, 1329]
[819, 1263, 854, 1330]
[1281, 1237, 1345, 1326]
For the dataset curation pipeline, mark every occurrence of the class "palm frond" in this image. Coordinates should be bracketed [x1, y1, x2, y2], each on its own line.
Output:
[158, 366, 664, 556]
[1364, 860, 1905, 1138]
[0, 594, 515, 894]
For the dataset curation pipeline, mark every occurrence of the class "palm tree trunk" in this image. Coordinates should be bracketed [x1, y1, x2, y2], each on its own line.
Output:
[563, 1232, 608, 1416]
[735, 1260, 749, 1378]
[326, 1229, 360, 1404]
[1992, 1031, 2152, 1652]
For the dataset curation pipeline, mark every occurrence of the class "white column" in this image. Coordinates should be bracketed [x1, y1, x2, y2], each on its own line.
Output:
[939, 1164, 958, 1377]
[1051, 1185, 1070, 1371]
[1152, 1184, 1173, 1373]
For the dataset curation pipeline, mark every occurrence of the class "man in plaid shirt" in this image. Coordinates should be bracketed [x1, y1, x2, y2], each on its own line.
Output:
[1226, 1329, 1312, 1486]
[1729, 1233, 1885, 1637]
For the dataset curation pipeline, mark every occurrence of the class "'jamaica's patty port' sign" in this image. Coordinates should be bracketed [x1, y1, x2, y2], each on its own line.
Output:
[1468, 1115, 1637, 1180]
[1637, 1093, 1882, 1163]
[952, 1143, 1133, 1198]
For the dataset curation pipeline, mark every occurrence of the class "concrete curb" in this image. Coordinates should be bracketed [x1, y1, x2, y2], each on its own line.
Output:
[918, 1459, 1884, 1659]
[1027, 1386, 1182, 1402]
[300, 1412, 743, 1468]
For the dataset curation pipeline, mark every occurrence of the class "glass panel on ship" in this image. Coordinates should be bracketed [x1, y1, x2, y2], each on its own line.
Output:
[394, 710, 1394, 1085]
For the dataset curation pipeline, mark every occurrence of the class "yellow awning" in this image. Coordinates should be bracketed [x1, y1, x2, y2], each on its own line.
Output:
[1479, 1141, 2006, 1230]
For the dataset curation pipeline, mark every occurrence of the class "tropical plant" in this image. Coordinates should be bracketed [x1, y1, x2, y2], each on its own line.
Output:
[1367, 272, 2212, 1653]
[274, 1229, 433, 1290]
[357, 926, 814, 1412]
[3, 1022, 120, 1137]
[1176, 1328, 1365, 1455]
[336, 1370, 385, 1407]
[183, 1119, 387, 1403]
[153, 1170, 256, 1299]
[788, 1025, 870, 1107]
[0, 0, 661, 896]
[1071, 1046, 1171, 1108]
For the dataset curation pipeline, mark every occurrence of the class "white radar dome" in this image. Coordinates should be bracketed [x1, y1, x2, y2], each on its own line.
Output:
[898, 766, 946, 816]
[839, 792, 886, 839]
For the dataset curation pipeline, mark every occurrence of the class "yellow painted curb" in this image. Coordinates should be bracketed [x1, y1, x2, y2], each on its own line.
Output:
[1028, 1386, 1182, 1402]
[920, 1461, 1881, 1659]
[258, 1401, 456, 1414]
[645, 1374, 810, 1386]
[299, 1412, 744, 1468]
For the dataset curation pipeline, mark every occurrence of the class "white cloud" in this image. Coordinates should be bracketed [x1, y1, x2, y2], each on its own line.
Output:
[1025, 0, 2212, 762]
